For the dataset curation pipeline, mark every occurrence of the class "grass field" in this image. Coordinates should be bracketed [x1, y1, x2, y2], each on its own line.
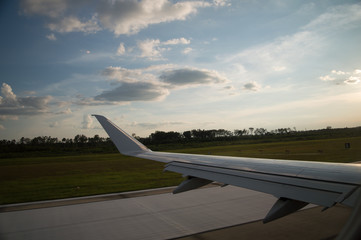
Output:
[1, 136, 360, 204]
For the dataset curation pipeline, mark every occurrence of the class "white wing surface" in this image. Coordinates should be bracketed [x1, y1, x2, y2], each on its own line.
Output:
[93, 115, 361, 222]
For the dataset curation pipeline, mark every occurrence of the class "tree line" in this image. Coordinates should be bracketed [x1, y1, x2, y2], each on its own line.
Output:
[140, 127, 294, 144]
[2, 126, 361, 146]
[137, 126, 361, 145]
[1, 126, 361, 157]
[0, 127, 294, 146]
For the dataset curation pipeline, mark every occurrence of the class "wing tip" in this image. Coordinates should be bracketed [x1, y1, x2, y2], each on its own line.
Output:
[92, 114, 150, 155]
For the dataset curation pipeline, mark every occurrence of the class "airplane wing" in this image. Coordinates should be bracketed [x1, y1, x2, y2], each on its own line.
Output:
[93, 115, 361, 223]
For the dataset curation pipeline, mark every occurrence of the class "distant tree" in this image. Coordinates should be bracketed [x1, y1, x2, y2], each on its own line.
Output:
[93, 134, 101, 143]
[20, 137, 31, 144]
[150, 131, 182, 143]
[183, 131, 192, 140]
[215, 129, 233, 138]
[191, 129, 214, 140]
[234, 129, 244, 136]
[31, 136, 44, 145]
[254, 128, 267, 136]
[74, 134, 88, 145]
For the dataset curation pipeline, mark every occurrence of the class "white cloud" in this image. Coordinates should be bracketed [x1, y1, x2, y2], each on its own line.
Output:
[273, 66, 286, 72]
[116, 42, 126, 55]
[74, 96, 128, 106]
[183, 47, 193, 54]
[345, 76, 360, 85]
[137, 38, 192, 59]
[138, 39, 163, 59]
[319, 75, 335, 81]
[213, 0, 231, 7]
[47, 15, 100, 34]
[1, 83, 17, 103]
[303, 4, 361, 33]
[131, 121, 187, 130]
[98, 0, 210, 36]
[82, 114, 93, 129]
[331, 70, 347, 75]
[46, 33, 57, 41]
[56, 107, 72, 115]
[319, 69, 361, 85]
[20, 0, 227, 37]
[22, 0, 101, 34]
[163, 38, 190, 45]
[227, 3, 361, 88]
[102, 66, 147, 83]
[0, 83, 52, 117]
[0, 115, 18, 121]
[230, 31, 321, 75]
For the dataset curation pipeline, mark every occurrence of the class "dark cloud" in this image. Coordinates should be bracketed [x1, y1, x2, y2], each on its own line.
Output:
[21, 0, 69, 18]
[243, 82, 261, 91]
[160, 68, 227, 87]
[94, 82, 168, 102]
[93, 66, 230, 105]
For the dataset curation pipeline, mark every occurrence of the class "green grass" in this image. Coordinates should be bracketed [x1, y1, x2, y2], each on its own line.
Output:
[0, 154, 182, 204]
[170, 136, 361, 163]
[1, 137, 360, 204]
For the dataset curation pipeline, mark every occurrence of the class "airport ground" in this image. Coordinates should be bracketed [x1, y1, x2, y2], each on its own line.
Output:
[0, 186, 352, 240]
[1, 136, 360, 239]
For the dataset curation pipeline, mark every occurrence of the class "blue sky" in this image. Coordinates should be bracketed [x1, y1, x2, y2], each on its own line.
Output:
[1, 0, 361, 140]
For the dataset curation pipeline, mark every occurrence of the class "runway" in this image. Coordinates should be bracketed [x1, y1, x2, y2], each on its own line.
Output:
[0, 186, 351, 240]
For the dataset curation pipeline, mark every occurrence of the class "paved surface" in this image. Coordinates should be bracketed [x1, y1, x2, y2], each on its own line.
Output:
[0, 186, 351, 240]
[176, 205, 351, 240]
[1, 186, 277, 240]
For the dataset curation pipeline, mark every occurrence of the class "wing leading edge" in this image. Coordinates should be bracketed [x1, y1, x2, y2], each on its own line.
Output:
[93, 115, 361, 222]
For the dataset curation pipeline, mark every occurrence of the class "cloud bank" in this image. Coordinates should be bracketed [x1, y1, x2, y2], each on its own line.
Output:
[320, 69, 361, 85]
[80, 66, 229, 105]
[21, 0, 212, 36]
[0, 83, 52, 119]
[94, 81, 169, 102]
[160, 68, 227, 87]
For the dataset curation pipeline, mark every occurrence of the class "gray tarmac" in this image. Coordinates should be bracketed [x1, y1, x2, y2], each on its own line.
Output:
[0, 186, 351, 240]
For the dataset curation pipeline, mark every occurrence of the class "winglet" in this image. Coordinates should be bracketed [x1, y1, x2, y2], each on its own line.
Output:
[92, 115, 150, 155]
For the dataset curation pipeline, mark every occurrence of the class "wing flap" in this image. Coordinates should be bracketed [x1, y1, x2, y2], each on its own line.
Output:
[173, 177, 213, 194]
[263, 198, 308, 223]
[165, 161, 358, 207]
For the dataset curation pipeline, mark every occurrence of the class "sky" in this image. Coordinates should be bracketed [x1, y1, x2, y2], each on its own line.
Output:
[0, 0, 361, 140]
